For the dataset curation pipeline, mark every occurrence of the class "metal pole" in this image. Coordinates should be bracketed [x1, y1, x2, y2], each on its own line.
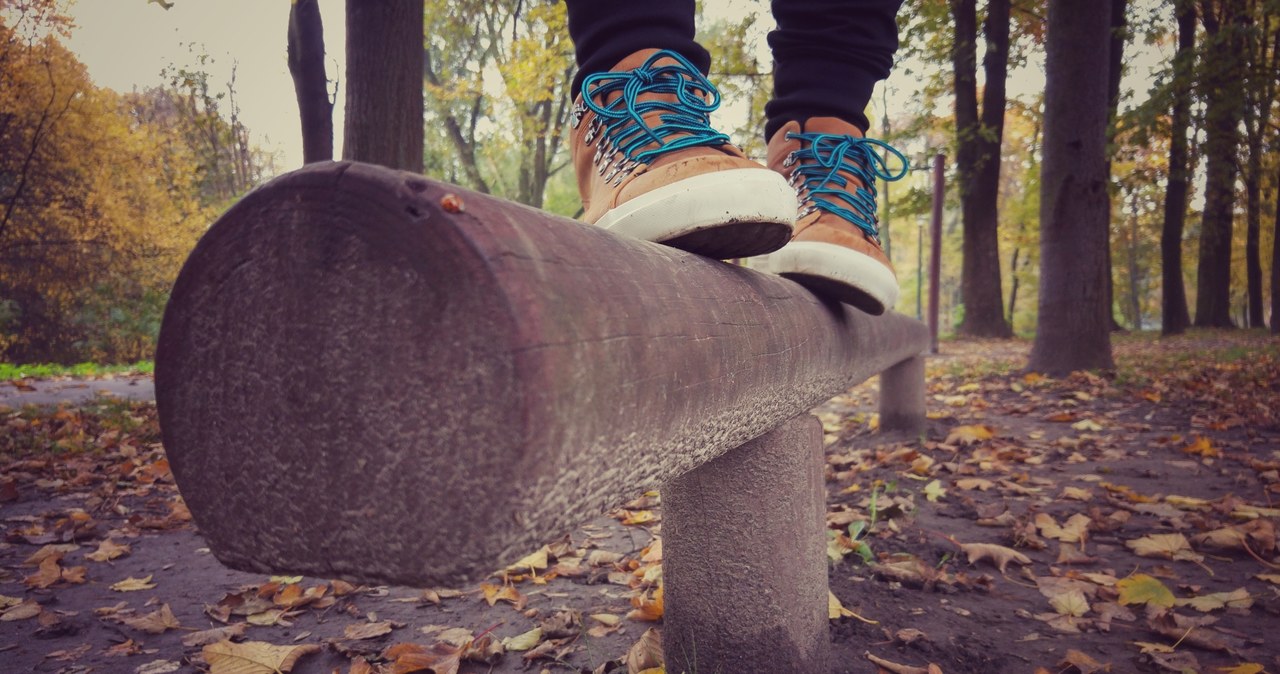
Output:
[929, 153, 944, 354]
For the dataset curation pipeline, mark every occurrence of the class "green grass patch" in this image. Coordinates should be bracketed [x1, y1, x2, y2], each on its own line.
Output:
[0, 361, 153, 381]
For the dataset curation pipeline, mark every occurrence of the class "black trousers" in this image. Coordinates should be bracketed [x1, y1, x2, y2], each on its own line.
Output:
[565, 0, 905, 139]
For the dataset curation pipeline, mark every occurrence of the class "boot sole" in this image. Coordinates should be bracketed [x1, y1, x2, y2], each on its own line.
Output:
[769, 241, 900, 315]
[596, 168, 796, 259]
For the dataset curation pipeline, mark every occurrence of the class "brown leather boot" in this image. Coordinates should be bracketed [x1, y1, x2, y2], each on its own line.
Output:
[572, 49, 794, 260]
[765, 117, 907, 314]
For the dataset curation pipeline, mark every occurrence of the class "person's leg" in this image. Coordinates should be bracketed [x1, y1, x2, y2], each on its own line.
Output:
[764, 0, 908, 315]
[566, 0, 709, 101]
[764, 0, 904, 138]
[563, 1, 797, 260]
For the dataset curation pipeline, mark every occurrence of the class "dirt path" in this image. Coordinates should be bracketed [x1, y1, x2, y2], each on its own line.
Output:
[1, 331, 1278, 673]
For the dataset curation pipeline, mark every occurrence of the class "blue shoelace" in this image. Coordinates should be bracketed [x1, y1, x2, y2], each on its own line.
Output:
[785, 133, 909, 240]
[578, 50, 729, 166]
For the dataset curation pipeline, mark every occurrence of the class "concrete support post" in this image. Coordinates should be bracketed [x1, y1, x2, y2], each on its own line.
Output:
[661, 415, 830, 674]
[879, 355, 927, 433]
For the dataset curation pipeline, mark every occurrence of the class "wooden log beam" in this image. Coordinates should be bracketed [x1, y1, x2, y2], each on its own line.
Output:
[156, 161, 930, 587]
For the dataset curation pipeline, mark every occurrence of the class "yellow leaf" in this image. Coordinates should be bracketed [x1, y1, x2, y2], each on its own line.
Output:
[1115, 574, 1175, 608]
[1061, 486, 1093, 501]
[1174, 588, 1253, 612]
[923, 480, 946, 502]
[479, 583, 526, 609]
[1255, 573, 1280, 585]
[960, 542, 1031, 573]
[1182, 436, 1220, 457]
[85, 539, 131, 562]
[1216, 664, 1266, 674]
[343, 621, 394, 640]
[0, 599, 42, 621]
[955, 478, 994, 491]
[1125, 533, 1203, 562]
[110, 575, 156, 592]
[501, 626, 543, 651]
[945, 424, 994, 445]
[504, 546, 550, 573]
[1035, 513, 1092, 543]
[268, 576, 303, 585]
[202, 640, 320, 674]
[827, 590, 877, 624]
[627, 586, 664, 622]
[590, 613, 621, 627]
[1133, 641, 1175, 654]
[1071, 419, 1104, 432]
[1049, 590, 1091, 617]
[621, 510, 658, 526]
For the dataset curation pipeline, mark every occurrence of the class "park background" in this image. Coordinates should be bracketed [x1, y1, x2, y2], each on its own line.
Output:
[1, 0, 1277, 368]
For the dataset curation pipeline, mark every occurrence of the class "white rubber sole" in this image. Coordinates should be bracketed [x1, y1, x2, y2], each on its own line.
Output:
[596, 168, 796, 253]
[769, 241, 900, 314]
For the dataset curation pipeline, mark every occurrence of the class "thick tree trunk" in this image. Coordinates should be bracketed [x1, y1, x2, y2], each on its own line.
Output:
[287, 0, 333, 165]
[343, 0, 424, 172]
[1029, 0, 1114, 374]
[1105, 0, 1128, 332]
[1272, 162, 1279, 334]
[1245, 144, 1262, 327]
[952, 0, 1012, 338]
[1161, 0, 1195, 335]
[1193, 0, 1244, 328]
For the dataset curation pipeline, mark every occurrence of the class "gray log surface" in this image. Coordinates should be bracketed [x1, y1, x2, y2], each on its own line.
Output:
[156, 161, 929, 587]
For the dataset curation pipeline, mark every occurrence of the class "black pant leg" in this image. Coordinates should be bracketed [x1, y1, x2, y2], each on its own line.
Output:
[564, 0, 709, 98]
[765, 0, 905, 139]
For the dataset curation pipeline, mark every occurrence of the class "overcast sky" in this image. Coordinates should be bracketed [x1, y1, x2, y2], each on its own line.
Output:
[66, 0, 347, 170]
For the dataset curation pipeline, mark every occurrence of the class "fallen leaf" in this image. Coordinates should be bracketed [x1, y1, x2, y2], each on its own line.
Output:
[344, 621, 395, 640]
[1036, 513, 1092, 543]
[1059, 648, 1110, 673]
[960, 542, 1031, 573]
[1174, 588, 1253, 612]
[501, 626, 543, 651]
[1, 600, 42, 621]
[627, 586, 664, 622]
[202, 640, 320, 674]
[1125, 533, 1203, 562]
[625, 628, 663, 673]
[1115, 574, 1175, 608]
[46, 643, 92, 661]
[110, 575, 156, 592]
[828, 590, 877, 624]
[955, 478, 995, 491]
[923, 479, 946, 502]
[946, 424, 994, 445]
[24, 556, 65, 589]
[1071, 419, 1104, 432]
[503, 546, 550, 574]
[1061, 486, 1093, 501]
[1050, 590, 1091, 617]
[22, 543, 78, 567]
[85, 539, 131, 562]
[479, 583, 527, 609]
[1216, 664, 1266, 674]
[182, 623, 247, 648]
[122, 604, 181, 634]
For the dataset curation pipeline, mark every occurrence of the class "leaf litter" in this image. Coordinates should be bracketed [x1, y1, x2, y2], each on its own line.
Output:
[0, 333, 1277, 672]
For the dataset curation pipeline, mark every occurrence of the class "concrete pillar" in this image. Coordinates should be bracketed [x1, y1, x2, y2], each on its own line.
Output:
[661, 415, 830, 674]
[878, 355, 927, 433]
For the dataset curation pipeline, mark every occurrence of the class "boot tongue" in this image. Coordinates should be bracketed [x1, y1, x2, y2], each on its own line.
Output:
[800, 116, 865, 139]
[584, 50, 742, 166]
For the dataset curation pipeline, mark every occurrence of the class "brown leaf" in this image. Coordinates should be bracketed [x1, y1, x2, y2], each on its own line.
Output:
[625, 627, 663, 674]
[1059, 648, 1110, 673]
[182, 623, 247, 648]
[22, 543, 78, 567]
[343, 621, 395, 640]
[25, 556, 65, 589]
[85, 539, 131, 562]
[0, 599, 42, 622]
[960, 542, 1032, 573]
[627, 586, 664, 622]
[122, 604, 181, 634]
[202, 640, 321, 674]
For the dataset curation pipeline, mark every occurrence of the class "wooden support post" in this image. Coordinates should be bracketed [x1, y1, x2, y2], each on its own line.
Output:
[663, 415, 829, 674]
[878, 355, 927, 433]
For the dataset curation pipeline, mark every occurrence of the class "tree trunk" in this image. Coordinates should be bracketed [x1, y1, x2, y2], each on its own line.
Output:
[1007, 245, 1020, 324]
[1162, 0, 1195, 335]
[1104, 0, 1128, 332]
[952, 0, 1012, 338]
[1127, 195, 1142, 329]
[1242, 6, 1276, 328]
[1245, 141, 1262, 327]
[1193, 0, 1245, 328]
[343, 0, 424, 172]
[1272, 161, 1279, 334]
[1029, 0, 1114, 374]
[287, 0, 333, 165]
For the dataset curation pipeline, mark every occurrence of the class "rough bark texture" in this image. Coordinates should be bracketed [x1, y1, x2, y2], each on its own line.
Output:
[1030, 0, 1115, 374]
[1105, 0, 1128, 331]
[952, 0, 1013, 338]
[1273, 162, 1279, 334]
[1242, 12, 1277, 328]
[287, 0, 332, 165]
[879, 356, 926, 432]
[1194, 0, 1244, 328]
[663, 415, 830, 674]
[1162, 0, 1195, 335]
[343, 0, 424, 172]
[155, 161, 931, 587]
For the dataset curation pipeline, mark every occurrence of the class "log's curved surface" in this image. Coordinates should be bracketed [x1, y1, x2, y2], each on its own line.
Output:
[156, 161, 929, 587]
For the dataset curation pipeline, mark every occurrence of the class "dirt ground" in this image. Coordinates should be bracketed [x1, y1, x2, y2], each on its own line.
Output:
[1, 330, 1278, 674]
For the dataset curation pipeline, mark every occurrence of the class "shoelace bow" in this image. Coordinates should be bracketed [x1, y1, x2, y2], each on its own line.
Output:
[785, 132, 909, 240]
[578, 50, 729, 167]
